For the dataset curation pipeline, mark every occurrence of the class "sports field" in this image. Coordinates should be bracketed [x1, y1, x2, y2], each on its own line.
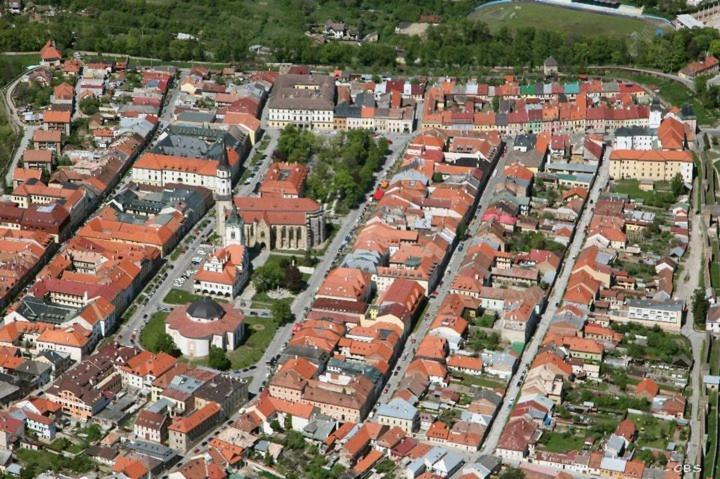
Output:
[470, 2, 671, 40]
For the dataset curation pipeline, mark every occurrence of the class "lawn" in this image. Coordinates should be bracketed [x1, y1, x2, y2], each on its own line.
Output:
[538, 431, 585, 453]
[470, 3, 669, 41]
[631, 413, 677, 449]
[251, 292, 292, 309]
[611, 178, 679, 208]
[474, 313, 496, 328]
[163, 288, 203, 304]
[705, 392, 719, 475]
[226, 315, 280, 369]
[451, 372, 506, 389]
[139, 312, 169, 352]
[16, 448, 93, 477]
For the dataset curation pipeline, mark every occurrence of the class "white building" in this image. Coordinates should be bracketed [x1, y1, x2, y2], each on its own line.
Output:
[165, 298, 244, 358]
[614, 126, 656, 150]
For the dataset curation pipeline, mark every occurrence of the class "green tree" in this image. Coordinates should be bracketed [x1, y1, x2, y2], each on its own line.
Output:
[635, 448, 656, 465]
[285, 430, 305, 450]
[282, 264, 304, 294]
[271, 301, 293, 325]
[284, 413, 292, 431]
[79, 96, 100, 115]
[692, 287, 709, 327]
[154, 333, 180, 357]
[253, 263, 283, 292]
[671, 173, 684, 197]
[500, 467, 525, 479]
[208, 346, 231, 370]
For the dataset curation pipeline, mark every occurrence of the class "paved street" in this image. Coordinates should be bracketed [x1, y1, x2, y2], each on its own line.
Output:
[376, 141, 514, 406]
[1, 66, 39, 186]
[675, 213, 709, 478]
[116, 128, 280, 346]
[478, 145, 611, 457]
[244, 133, 412, 394]
[4, 125, 35, 185]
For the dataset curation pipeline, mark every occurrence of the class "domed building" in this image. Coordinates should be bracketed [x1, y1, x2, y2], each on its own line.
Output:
[165, 297, 244, 358]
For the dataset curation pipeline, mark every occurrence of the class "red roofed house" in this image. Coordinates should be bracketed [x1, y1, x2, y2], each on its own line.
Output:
[40, 40, 62, 67]
[496, 416, 539, 461]
[193, 243, 250, 299]
[42, 110, 71, 136]
[260, 162, 308, 199]
[119, 351, 177, 390]
[168, 402, 223, 452]
[32, 129, 62, 155]
[112, 455, 149, 479]
[635, 378, 660, 400]
[679, 55, 719, 79]
[22, 149, 53, 171]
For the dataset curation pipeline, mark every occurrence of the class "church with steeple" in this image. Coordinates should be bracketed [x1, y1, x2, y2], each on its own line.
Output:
[215, 147, 233, 241]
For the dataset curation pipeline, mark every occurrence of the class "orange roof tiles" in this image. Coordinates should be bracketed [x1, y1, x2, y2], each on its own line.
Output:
[447, 355, 483, 371]
[42, 110, 71, 124]
[40, 40, 62, 61]
[610, 149, 692, 163]
[635, 378, 659, 398]
[169, 402, 221, 434]
[112, 455, 149, 479]
[416, 335, 447, 361]
[317, 268, 371, 301]
[37, 325, 92, 348]
[260, 162, 307, 198]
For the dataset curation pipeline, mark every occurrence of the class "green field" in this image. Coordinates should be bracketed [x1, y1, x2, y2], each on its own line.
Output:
[226, 316, 280, 369]
[139, 311, 169, 352]
[163, 288, 203, 304]
[471, 3, 669, 40]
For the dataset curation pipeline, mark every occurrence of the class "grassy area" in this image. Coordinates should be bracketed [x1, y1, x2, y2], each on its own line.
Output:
[611, 178, 679, 208]
[711, 338, 720, 376]
[474, 313, 496, 328]
[16, 448, 93, 477]
[631, 413, 677, 449]
[470, 3, 669, 41]
[451, 372, 506, 389]
[605, 70, 717, 125]
[712, 260, 720, 294]
[227, 315, 280, 369]
[705, 392, 719, 475]
[139, 311, 169, 351]
[251, 292, 292, 309]
[538, 431, 585, 453]
[163, 288, 203, 304]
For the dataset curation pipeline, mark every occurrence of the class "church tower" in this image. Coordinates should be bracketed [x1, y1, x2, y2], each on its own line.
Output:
[224, 203, 244, 247]
[215, 147, 233, 241]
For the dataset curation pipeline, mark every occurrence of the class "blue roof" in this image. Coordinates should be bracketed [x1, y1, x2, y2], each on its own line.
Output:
[563, 82, 580, 94]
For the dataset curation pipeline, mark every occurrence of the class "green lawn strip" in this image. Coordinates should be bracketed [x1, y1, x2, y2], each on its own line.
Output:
[451, 372, 506, 390]
[538, 430, 585, 453]
[139, 311, 169, 352]
[711, 339, 720, 376]
[163, 288, 203, 304]
[473, 313, 496, 328]
[705, 392, 718, 475]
